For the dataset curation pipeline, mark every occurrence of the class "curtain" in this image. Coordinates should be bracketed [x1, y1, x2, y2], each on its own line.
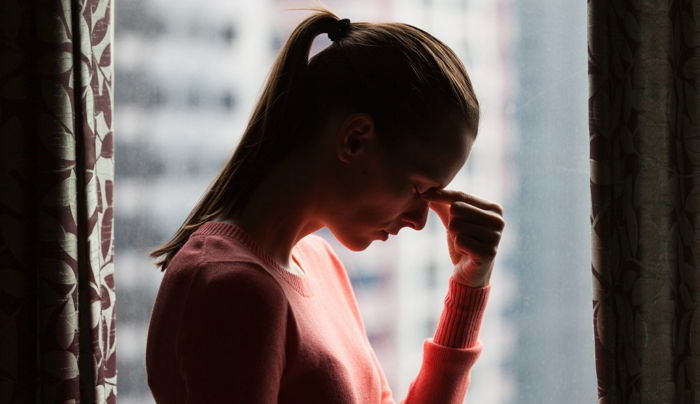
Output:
[0, 0, 116, 402]
[589, 0, 699, 402]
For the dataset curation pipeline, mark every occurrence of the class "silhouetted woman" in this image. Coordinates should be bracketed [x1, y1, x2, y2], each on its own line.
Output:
[146, 7, 505, 403]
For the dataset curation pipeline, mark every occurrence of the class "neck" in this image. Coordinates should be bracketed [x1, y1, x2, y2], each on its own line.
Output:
[217, 151, 324, 269]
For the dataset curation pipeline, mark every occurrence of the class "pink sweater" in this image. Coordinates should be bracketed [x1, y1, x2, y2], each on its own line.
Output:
[146, 221, 490, 403]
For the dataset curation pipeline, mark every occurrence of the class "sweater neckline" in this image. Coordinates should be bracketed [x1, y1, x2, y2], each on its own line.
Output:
[194, 221, 315, 297]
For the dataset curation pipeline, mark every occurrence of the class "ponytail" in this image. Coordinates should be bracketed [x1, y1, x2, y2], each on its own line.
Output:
[149, 7, 343, 272]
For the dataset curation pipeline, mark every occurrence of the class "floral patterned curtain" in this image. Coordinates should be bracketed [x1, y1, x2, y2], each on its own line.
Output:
[0, 0, 116, 402]
[589, 0, 699, 402]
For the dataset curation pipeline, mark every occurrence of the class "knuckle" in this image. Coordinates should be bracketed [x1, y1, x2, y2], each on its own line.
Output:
[494, 218, 506, 231]
[491, 203, 504, 215]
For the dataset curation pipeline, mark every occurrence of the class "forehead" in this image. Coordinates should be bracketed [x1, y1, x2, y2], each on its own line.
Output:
[398, 119, 473, 187]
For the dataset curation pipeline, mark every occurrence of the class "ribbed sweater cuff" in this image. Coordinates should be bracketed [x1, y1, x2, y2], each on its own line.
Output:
[433, 276, 491, 349]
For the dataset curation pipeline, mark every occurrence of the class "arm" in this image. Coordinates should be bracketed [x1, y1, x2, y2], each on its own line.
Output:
[372, 276, 490, 404]
[176, 263, 288, 403]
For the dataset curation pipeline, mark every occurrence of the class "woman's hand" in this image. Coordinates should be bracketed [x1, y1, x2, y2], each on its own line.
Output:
[420, 188, 505, 288]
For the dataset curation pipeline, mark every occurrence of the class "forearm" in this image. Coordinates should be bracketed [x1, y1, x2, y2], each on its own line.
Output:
[433, 275, 491, 348]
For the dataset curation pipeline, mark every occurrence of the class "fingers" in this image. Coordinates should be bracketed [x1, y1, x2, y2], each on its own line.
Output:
[420, 188, 503, 287]
[454, 233, 498, 259]
[450, 203, 505, 230]
[421, 191, 505, 230]
[420, 188, 504, 215]
[448, 220, 501, 244]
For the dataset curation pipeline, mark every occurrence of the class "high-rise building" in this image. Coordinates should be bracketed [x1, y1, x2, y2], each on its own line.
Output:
[114, 1, 595, 403]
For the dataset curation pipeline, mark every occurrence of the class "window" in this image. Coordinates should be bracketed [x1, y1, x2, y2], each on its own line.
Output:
[115, 1, 594, 402]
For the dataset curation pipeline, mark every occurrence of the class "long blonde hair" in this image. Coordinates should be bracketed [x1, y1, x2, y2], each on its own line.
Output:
[149, 6, 479, 272]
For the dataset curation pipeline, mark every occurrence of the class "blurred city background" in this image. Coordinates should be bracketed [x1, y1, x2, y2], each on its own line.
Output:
[113, 0, 594, 402]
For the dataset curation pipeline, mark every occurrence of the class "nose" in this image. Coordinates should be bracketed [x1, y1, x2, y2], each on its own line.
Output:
[401, 199, 430, 231]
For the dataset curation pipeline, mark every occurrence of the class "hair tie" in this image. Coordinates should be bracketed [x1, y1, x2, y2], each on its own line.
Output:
[328, 18, 351, 42]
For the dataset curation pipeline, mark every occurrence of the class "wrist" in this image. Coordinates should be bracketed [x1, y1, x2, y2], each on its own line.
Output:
[451, 273, 490, 288]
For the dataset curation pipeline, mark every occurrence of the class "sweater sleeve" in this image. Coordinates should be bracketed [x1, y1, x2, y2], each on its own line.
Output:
[371, 276, 491, 404]
[176, 263, 288, 403]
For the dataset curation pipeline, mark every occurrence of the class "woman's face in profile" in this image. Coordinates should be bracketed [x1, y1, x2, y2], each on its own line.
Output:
[324, 116, 473, 251]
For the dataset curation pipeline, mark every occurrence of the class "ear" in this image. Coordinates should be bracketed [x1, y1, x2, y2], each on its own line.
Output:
[336, 113, 375, 163]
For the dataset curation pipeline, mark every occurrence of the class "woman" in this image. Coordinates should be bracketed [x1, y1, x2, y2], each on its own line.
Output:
[146, 7, 505, 404]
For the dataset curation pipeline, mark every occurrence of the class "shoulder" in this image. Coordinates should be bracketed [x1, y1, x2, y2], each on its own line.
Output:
[187, 261, 288, 314]
[175, 262, 290, 360]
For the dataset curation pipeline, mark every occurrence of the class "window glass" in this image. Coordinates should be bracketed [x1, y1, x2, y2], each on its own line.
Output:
[114, 1, 594, 402]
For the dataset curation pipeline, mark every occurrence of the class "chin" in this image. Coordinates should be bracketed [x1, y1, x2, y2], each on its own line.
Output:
[330, 231, 375, 252]
[344, 240, 372, 252]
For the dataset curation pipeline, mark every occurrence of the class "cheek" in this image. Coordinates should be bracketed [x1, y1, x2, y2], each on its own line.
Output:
[344, 161, 415, 225]
[354, 185, 414, 225]
[354, 203, 392, 225]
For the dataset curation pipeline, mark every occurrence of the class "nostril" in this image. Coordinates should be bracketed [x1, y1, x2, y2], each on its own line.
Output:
[404, 218, 425, 231]
[402, 202, 430, 231]
[399, 220, 414, 231]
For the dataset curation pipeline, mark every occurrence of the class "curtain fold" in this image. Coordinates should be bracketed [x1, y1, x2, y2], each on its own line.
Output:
[0, 0, 116, 402]
[589, 0, 699, 402]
